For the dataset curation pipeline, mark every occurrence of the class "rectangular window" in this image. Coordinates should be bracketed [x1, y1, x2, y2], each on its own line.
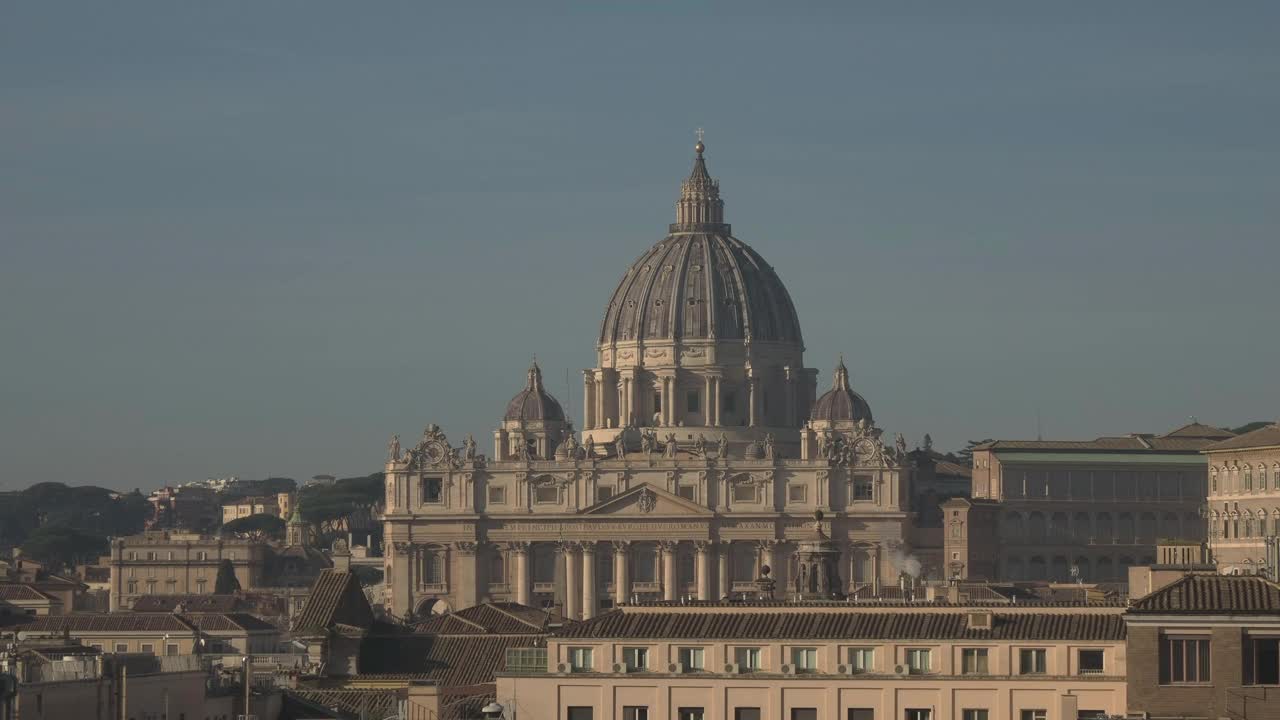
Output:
[1078, 649, 1105, 675]
[140, 643, 154, 654]
[791, 647, 817, 672]
[653, 392, 662, 414]
[848, 711, 874, 720]
[1019, 648, 1047, 675]
[622, 647, 648, 671]
[788, 485, 807, 504]
[905, 648, 931, 674]
[905, 711, 931, 720]
[422, 477, 443, 503]
[678, 647, 705, 670]
[127, 581, 137, 594]
[568, 647, 593, 672]
[535, 485, 559, 504]
[853, 475, 874, 501]
[687, 390, 700, 413]
[734, 647, 761, 671]
[1160, 636, 1212, 684]
[568, 708, 593, 720]
[487, 486, 506, 505]
[791, 710, 817, 720]
[962, 712, 988, 720]
[1247, 636, 1279, 685]
[596, 486, 614, 502]
[733, 484, 757, 503]
[961, 648, 989, 674]
[623, 708, 649, 720]
[723, 392, 737, 414]
[677, 485, 696, 501]
[1019, 712, 1046, 720]
[115, 643, 129, 653]
[848, 647, 874, 673]
[166, 643, 179, 656]
[678, 709, 704, 720]
[90, 644, 104, 652]
[735, 710, 760, 720]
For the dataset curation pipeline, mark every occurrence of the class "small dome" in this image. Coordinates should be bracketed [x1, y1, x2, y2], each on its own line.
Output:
[504, 361, 565, 422]
[810, 358, 873, 424]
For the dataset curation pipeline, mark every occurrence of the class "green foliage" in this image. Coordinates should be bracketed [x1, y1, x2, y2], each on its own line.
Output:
[20, 525, 109, 569]
[214, 558, 241, 594]
[1228, 421, 1272, 435]
[955, 439, 993, 466]
[299, 473, 384, 527]
[351, 565, 384, 587]
[220, 477, 297, 502]
[0, 483, 148, 550]
[220, 513, 286, 540]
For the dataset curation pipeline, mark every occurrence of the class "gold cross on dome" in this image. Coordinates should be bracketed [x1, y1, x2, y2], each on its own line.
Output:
[696, 127, 704, 142]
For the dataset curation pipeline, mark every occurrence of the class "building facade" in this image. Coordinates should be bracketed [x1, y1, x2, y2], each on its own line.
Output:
[956, 423, 1229, 584]
[382, 142, 924, 621]
[1125, 574, 1280, 719]
[1203, 423, 1280, 574]
[105, 531, 269, 610]
[496, 602, 1129, 720]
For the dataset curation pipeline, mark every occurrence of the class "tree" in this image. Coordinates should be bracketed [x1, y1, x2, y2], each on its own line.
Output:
[214, 558, 241, 594]
[20, 525, 108, 570]
[220, 513, 286, 541]
[955, 439, 994, 466]
[1228, 421, 1272, 435]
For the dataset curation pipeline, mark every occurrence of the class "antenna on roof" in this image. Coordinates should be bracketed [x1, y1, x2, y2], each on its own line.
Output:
[1036, 408, 1043, 441]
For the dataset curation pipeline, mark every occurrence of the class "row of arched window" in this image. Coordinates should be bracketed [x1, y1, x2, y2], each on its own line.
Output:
[1001, 510, 1203, 544]
[1207, 507, 1280, 539]
[1210, 463, 1280, 495]
[1003, 554, 1153, 582]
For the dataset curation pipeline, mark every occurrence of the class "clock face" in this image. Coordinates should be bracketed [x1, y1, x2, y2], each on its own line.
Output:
[423, 441, 446, 464]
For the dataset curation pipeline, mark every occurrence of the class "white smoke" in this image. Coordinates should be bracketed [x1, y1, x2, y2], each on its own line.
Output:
[889, 547, 923, 578]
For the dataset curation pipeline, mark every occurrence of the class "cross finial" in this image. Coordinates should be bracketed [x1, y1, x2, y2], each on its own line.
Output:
[696, 127, 704, 142]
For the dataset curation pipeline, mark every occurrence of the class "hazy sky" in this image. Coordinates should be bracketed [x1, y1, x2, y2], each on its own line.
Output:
[3, 3, 1277, 491]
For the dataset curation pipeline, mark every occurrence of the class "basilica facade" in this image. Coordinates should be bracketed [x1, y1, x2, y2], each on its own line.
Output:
[381, 141, 920, 620]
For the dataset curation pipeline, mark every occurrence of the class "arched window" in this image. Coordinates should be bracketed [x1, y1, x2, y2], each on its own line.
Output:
[1074, 513, 1093, 543]
[1096, 557, 1114, 581]
[1096, 513, 1114, 543]
[850, 545, 875, 584]
[1004, 512, 1025, 539]
[1028, 556, 1048, 580]
[1161, 513, 1180, 540]
[420, 546, 445, 585]
[1005, 557, 1024, 580]
[678, 550, 695, 586]
[1244, 515, 1255, 538]
[731, 543, 756, 582]
[1073, 556, 1091, 581]
[1245, 468, 1254, 492]
[1139, 513, 1157, 543]
[489, 552, 506, 585]
[1117, 513, 1135, 544]
[1210, 469, 1219, 494]
[1050, 513, 1069, 540]
[1050, 556, 1070, 582]
[1028, 512, 1047, 542]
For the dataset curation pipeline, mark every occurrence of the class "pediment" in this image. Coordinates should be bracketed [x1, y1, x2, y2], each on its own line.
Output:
[582, 482, 712, 516]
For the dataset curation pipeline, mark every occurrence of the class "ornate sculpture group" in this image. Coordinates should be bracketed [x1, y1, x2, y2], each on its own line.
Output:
[816, 420, 911, 468]
[389, 424, 485, 469]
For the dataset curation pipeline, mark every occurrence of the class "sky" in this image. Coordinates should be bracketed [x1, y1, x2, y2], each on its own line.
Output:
[2, 2, 1278, 492]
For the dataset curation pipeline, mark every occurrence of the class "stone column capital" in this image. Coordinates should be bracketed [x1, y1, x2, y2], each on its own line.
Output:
[611, 540, 631, 554]
[657, 540, 678, 554]
[693, 540, 714, 553]
[453, 541, 478, 556]
[580, 541, 598, 556]
[507, 541, 531, 554]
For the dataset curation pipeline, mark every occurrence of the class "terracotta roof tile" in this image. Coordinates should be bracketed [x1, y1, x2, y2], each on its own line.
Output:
[183, 612, 279, 633]
[554, 609, 1125, 641]
[131, 594, 242, 613]
[1128, 575, 1280, 614]
[11, 613, 197, 633]
[291, 570, 373, 634]
[360, 634, 546, 687]
[0, 584, 58, 602]
[1204, 423, 1280, 452]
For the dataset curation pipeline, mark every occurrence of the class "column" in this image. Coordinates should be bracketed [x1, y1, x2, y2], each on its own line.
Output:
[391, 542, 412, 620]
[694, 541, 711, 600]
[612, 541, 630, 605]
[511, 542, 530, 607]
[663, 376, 675, 427]
[583, 374, 596, 430]
[562, 542, 580, 619]
[622, 376, 632, 427]
[703, 376, 714, 426]
[717, 541, 730, 598]
[747, 378, 758, 427]
[594, 371, 606, 430]
[712, 377, 722, 427]
[871, 543, 881, 594]
[659, 540, 677, 601]
[581, 542, 597, 619]
[453, 542, 478, 609]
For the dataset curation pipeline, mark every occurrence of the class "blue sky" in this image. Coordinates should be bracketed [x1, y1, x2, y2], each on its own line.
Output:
[2, 2, 1277, 490]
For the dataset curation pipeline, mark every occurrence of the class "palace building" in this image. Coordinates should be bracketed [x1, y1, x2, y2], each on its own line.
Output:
[381, 141, 923, 620]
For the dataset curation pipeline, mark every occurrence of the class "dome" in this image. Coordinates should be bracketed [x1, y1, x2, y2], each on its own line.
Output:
[598, 142, 803, 346]
[504, 361, 565, 422]
[810, 358, 874, 424]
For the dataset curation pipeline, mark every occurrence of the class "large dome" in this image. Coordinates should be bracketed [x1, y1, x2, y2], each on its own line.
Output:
[598, 143, 803, 346]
